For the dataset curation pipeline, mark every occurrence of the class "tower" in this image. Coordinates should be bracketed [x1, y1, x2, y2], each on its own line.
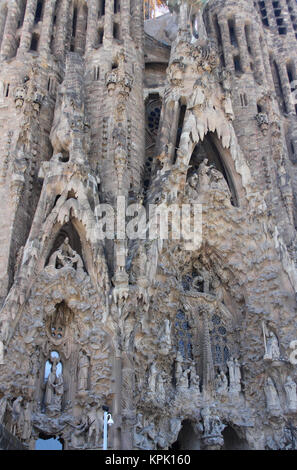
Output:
[0, 0, 297, 451]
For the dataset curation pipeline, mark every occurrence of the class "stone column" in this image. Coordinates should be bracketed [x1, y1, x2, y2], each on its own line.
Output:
[234, 19, 249, 73]
[278, 61, 296, 115]
[217, 18, 234, 72]
[112, 356, 122, 450]
[18, 0, 38, 53]
[260, 36, 274, 89]
[86, 0, 99, 52]
[75, 2, 87, 54]
[249, 24, 265, 85]
[104, 0, 114, 41]
[0, 5, 8, 50]
[39, 0, 56, 55]
[53, 0, 70, 58]
[0, 0, 21, 58]
[121, 0, 130, 39]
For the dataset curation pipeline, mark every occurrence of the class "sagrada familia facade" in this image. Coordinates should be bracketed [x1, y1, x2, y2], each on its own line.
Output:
[0, 0, 297, 451]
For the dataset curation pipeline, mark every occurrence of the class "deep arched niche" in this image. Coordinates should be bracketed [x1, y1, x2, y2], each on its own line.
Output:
[169, 420, 202, 450]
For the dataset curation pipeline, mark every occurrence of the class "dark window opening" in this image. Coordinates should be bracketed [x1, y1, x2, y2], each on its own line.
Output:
[233, 55, 241, 72]
[72, 7, 78, 39]
[114, 0, 120, 14]
[244, 24, 252, 56]
[18, 0, 27, 28]
[95, 28, 104, 46]
[35, 1, 44, 24]
[278, 27, 287, 34]
[30, 33, 39, 51]
[4, 83, 9, 97]
[213, 15, 223, 47]
[113, 22, 120, 40]
[174, 104, 187, 163]
[228, 18, 238, 47]
[94, 66, 100, 81]
[240, 93, 248, 107]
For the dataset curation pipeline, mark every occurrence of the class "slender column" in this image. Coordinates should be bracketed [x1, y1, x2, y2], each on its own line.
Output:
[19, 0, 38, 53]
[86, 0, 99, 52]
[104, 0, 114, 41]
[260, 35, 274, 89]
[39, 0, 56, 54]
[75, 2, 87, 54]
[234, 19, 249, 73]
[53, 0, 70, 58]
[121, 0, 130, 39]
[1, 0, 21, 58]
[0, 5, 8, 50]
[249, 24, 265, 84]
[218, 18, 234, 71]
[278, 61, 296, 114]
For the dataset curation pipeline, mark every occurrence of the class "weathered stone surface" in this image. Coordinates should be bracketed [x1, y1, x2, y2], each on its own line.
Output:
[0, 0, 297, 451]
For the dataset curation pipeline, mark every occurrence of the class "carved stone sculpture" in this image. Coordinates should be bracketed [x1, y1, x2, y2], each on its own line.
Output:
[284, 376, 297, 413]
[77, 351, 89, 393]
[44, 358, 64, 415]
[263, 329, 281, 362]
[264, 377, 281, 415]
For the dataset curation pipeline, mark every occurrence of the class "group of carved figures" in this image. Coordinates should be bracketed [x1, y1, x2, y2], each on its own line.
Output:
[215, 357, 241, 396]
[0, 396, 32, 441]
[186, 158, 232, 205]
[264, 375, 297, 414]
[262, 325, 297, 414]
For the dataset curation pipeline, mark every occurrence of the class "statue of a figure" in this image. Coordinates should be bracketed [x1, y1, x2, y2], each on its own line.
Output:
[21, 402, 32, 441]
[197, 158, 210, 193]
[71, 416, 90, 449]
[201, 406, 211, 435]
[215, 370, 228, 395]
[263, 327, 281, 361]
[175, 352, 184, 384]
[48, 237, 84, 271]
[159, 319, 171, 354]
[209, 167, 232, 205]
[284, 376, 297, 412]
[177, 112, 199, 161]
[148, 363, 158, 394]
[53, 374, 64, 409]
[188, 81, 206, 110]
[156, 372, 166, 402]
[78, 351, 89, 392]
[87, 406, 102, 447]
[45, 358, 64, 413]
[178, 368, 190, 390]
[11, 396, 23, 435]
[227, 358, 241, 394]
[264, 377, 281, 412]
[190, 362, 200, 393]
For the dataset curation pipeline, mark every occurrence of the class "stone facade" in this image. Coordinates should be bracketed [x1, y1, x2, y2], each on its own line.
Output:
[0, 0, 297, 451]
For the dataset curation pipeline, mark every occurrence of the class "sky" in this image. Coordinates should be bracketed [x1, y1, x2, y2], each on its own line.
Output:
[155, 5, 170, 17]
